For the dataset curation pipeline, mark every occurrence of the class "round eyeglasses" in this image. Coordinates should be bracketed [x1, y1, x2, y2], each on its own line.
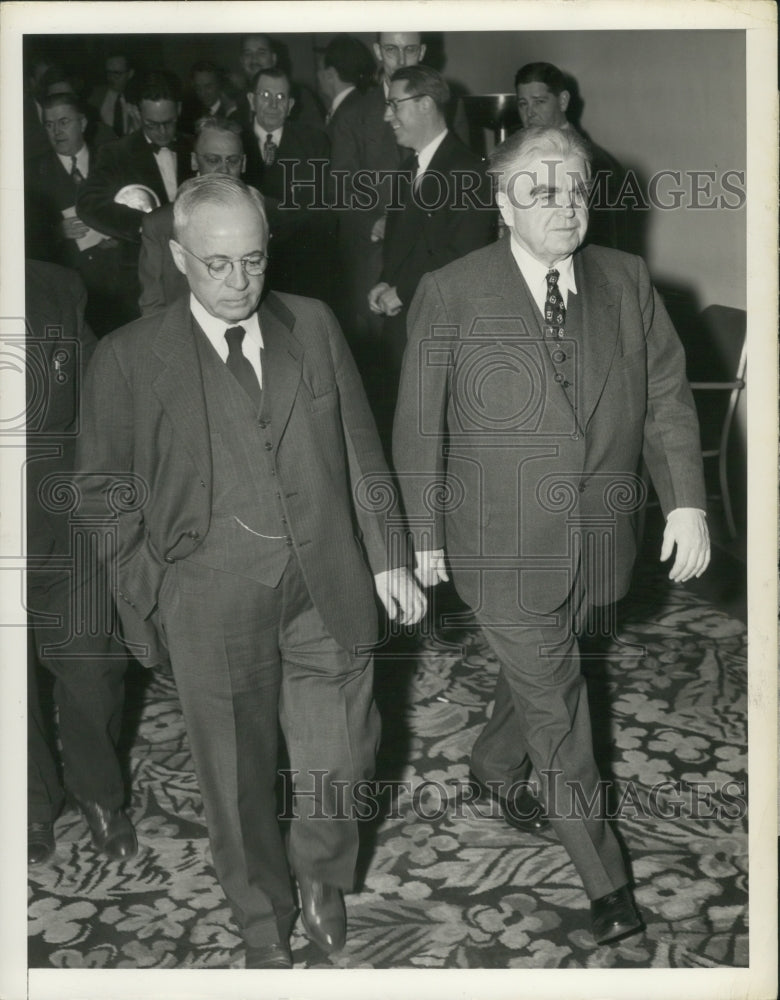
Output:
[177, 244, 269, 279]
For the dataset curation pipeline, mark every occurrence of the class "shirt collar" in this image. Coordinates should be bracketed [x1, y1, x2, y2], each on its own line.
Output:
[190, 294, 263, 358]
[330, 85, 355, 117]
[57, 144, 89, 175]
[509, 236, 577, 314]
[415, 127, 448, 174]
[253, 120, 283, 146]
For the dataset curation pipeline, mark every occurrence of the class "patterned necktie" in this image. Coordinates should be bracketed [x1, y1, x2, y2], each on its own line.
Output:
[263, 134, 277, 166]
[70, 156, 84, 185]
[112, 94, 123, 136]
[224, 326, 262, 409]
[544, 269, 566, 338]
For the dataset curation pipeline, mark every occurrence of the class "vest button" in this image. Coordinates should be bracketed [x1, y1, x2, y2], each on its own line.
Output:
[571, 432, 580, 441]
[187, 530, 199, 538]
[554, 372, 564, 383]
[264, 442, 273, 450]
[286, 537, 293, 546]
[258, 419, 268, 428]
[563, 379, 571, 388]
[165, 556, 174, 563]
[553, 350, 566, 363]
[557, 330, 565, 338]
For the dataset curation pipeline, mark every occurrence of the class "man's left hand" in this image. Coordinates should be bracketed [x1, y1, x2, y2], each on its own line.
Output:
[660, 507, 711, 582]
[374, 568, 427, 625]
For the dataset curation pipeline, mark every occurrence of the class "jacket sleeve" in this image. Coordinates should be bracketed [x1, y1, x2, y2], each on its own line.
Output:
[76, 142, 145, 243]
[638, 257, 707, 515]
[392, 271, 452, 552]
[320, 301, 400, 573]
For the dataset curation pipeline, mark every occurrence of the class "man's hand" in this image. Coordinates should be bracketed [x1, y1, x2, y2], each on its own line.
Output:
[370, 215, 387, 243]
[61, 217, 89, 240]
[660, 507, 711, 582]
[374, 567, 427, 625]
[377, 286, 403, 317]
[368, 282, 391, 314]
[414, 549, 449, 588]
[368, 283, 403, 317]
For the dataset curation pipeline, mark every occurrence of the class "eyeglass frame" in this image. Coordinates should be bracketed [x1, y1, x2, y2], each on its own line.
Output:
[379, 44, 422, 59]
[384, 94, 426, 114]
[254, 89, 291, 105]
[175, 243, 270, 280]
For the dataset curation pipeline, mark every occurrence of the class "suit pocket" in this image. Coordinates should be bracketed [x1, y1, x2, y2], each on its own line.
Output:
[309, 387, 338, 413]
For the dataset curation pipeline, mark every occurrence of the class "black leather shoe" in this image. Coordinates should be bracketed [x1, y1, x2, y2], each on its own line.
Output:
[77, 799, 137, 861]
[245, 942, 293, 969]
[468, 771, 550, 833]
[28, 821, 55, 865]
[590, 885, 643, 945]
[298, 875, 346, 954]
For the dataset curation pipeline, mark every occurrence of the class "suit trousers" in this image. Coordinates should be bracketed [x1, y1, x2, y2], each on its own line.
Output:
[27, 571, 127, 821]
[469, 576, 627, 900]
[158, 553, 380, 948]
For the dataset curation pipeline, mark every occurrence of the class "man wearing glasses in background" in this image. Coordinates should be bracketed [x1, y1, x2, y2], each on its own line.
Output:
[76, 173, 426, 968]
[242, 66, 332, 302]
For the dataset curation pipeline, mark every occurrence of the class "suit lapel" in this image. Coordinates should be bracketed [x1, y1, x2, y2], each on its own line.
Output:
[475, 240, 577, 425]
[574, 249, 622, 427]
[151, 298, 212, 483]
[258, 292, 303, 445]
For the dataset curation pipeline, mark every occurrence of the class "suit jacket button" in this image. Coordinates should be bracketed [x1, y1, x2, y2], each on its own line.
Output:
[265, 442, 273, 450]
[165, 556, 174, 563]
[285, 537, 293, 546]
[578, 483, 586, 492]
[258, 419, 268, 428]
[187, 530, 199, 538]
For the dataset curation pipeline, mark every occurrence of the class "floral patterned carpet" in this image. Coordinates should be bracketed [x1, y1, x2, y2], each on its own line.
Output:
[27, 558, 748, 971]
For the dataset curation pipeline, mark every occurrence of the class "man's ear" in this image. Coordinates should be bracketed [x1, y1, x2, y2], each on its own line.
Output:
[372, 42, 382, 64]
[496, 190, 513, 230]
[169, 238, 187, 275]
[558, 90, 570, 115]
[190, 152, 198, 172]
[418, 43, 427, 62]
[247, 92, 256, 115]
[286, 96, 296, 116]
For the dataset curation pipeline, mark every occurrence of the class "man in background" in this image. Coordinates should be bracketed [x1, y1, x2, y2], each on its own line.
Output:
[89, 52, 141, 137]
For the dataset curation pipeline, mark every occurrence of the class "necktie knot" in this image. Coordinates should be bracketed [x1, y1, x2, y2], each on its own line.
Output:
[225, 325, 246, 354]
[546, 268, 560, 289]
[70, 156, 84, 184]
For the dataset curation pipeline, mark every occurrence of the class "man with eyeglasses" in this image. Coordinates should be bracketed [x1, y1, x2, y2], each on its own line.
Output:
[76, 173, 426, 967]
[138, 116, 247, 315]
[243, 66, 332, 302]
[25, 93, 138, 335]
[367, 64, 495, 446]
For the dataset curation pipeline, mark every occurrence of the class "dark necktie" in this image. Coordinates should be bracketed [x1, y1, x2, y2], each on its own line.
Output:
[224, 326, 262, 409]
[112, 94, 123, 136]
[544, 269, 566, 337]
[70, 156, 84, 185]
[263, 134, 277, 166]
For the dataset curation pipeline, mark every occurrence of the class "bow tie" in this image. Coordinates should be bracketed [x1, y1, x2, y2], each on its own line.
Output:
[150, 142, 172, 154]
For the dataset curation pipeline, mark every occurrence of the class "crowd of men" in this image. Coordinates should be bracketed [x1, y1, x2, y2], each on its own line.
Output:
[24, 31, 709, 970]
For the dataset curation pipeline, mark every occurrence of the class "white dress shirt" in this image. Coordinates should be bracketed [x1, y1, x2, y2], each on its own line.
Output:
[414, 127, 448, 186]
[144, 135, 178, 202]
[253, 120, 283, 152]
[190, 295, 264, 388]
[57, 144, 90, 180]
[509, 237, 578, 317]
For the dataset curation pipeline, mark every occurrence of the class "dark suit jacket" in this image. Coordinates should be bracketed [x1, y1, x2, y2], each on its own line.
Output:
[76, 129, 194, 243]
[243, 121, 332, 299]
[25, 261, 97, 562]
[75, 291, 396, 667]
[380, 131, 496, 308]
[393, 238, 706, 616]
[138, 203, 187, 315]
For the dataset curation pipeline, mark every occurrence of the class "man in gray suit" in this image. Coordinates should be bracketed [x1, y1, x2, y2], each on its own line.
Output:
[393, 126, 710, 946]
[77, 174, 425, 967]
